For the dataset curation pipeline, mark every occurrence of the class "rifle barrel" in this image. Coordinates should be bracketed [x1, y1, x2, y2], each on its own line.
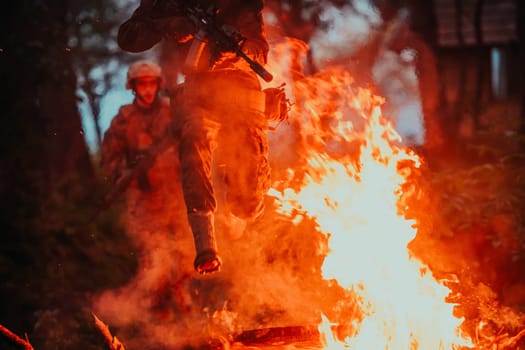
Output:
[187, 3, 274, 82]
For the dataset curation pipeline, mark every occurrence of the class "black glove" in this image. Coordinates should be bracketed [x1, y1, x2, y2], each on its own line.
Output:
[148, 1, 195, 42]
[136, 171, 152, 191]
[150, 0, 182, 18]
[264, 84, 290, 123]
[161, 17, 195, 42]
[130, 152, 152, 191]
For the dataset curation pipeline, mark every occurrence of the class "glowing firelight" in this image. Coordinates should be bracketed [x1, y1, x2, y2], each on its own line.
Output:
[269, 72, 473, 349]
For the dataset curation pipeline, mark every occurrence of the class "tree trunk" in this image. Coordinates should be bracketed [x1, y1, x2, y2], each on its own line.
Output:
[407, 0, 446, 152]
[408, 0, 438, 47]
[472, 0, 486, 129]
[518, 0, 525, 145]
[0, 0, 94, 197]
[0, 0, 95, 333]
[454, 0, 468, 137]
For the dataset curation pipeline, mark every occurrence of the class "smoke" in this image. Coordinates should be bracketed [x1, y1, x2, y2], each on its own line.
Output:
[372, 49, 425, 145]
[309, 1, 382, 67]
[91, 190, 340, 348]
[307, 1, 427, 146]
[90, 186, 214, 348]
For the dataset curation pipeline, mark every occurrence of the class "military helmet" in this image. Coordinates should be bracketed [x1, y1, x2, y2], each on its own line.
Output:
[126, 60, 162, 89]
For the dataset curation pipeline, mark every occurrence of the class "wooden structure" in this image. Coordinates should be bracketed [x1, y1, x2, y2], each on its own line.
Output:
[433, 0, 520, 104]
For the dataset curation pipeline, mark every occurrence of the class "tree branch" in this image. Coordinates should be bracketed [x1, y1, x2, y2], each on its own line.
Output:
[0, 324, 35, 350]
[92, 313, 126, 350]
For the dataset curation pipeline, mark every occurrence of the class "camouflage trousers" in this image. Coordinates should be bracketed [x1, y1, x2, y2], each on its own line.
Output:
[177, 72, 270, 220]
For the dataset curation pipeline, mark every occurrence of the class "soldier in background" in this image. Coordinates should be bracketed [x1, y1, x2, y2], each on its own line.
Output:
[100, 60, 194, 319]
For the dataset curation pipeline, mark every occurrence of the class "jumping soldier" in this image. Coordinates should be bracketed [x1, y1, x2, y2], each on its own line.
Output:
[118, 0, 275, 275]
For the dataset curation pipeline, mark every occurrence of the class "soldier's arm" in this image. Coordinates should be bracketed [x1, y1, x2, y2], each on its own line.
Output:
[100, 114, 128, 183]
[118, 0, 195, 52]
[236, 0, 269, 64]
[118, 1, 164, 52]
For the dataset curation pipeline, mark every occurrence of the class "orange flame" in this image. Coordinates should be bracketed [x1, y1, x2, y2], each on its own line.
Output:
[269, 66, 473, 349]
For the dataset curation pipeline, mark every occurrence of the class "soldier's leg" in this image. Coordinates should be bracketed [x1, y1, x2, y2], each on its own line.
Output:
[220, 124, 270, 220]
[178, 112, 222, 274]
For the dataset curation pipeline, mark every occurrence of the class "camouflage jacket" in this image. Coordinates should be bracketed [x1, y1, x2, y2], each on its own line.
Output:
[100, 97, 178, 190]
[117, 0, 269, 69]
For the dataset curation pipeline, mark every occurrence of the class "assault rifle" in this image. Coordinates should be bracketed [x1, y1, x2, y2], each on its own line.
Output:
[91, 136, 176, 220]
[153, 0, 273, 82]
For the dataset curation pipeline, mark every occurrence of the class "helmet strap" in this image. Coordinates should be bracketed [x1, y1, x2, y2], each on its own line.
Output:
[133, 91, 159, 110]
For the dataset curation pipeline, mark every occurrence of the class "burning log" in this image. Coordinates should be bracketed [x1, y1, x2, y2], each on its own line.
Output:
[0, 324, 35, 350]
[502, 328, 525, 348]
[233, 325, 321, 346]
[92, 313, 126, 350]
[232, 325, 525, 349]
[476, 327, 525, 350]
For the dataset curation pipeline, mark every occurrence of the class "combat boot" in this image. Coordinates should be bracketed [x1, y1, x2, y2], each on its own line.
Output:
[188, 212, 222, 274]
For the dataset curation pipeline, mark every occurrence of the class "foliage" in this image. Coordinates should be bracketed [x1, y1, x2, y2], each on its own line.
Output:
[67, 0, 137, 149]
[405, 130, 525, 344]
[2, 0, 525, 348]
[0, 2, 141, 348]
[1, 167, 138, 349]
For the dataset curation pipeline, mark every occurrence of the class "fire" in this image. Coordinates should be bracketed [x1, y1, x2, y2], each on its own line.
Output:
[269, 67, 473, 349]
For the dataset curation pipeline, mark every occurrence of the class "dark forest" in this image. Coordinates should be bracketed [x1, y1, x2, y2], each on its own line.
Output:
[1, 0, 525, 349]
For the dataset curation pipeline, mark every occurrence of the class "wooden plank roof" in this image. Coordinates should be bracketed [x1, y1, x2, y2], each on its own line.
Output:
[434, 0, 517, 47]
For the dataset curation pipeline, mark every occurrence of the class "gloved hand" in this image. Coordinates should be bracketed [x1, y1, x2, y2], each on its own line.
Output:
[161, 17, 195, 43]
[241, 39, 267, 64]
[263, 84, 290, 123]
[150, 0, 179, 17]
[136, 171, 152, 191]
[107, 168, 132, 187]
[148, 1, 195, 42]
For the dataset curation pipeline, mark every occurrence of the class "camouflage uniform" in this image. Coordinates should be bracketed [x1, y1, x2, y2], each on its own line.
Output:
[118, 0, 271, 273]
[100, 97, 194, 315]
